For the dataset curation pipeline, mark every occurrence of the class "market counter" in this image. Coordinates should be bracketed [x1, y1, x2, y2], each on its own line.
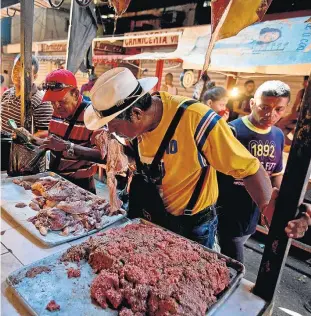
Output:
[1, 211, 269, 316]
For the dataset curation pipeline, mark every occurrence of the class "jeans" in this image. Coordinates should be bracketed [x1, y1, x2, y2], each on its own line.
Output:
[167, 206, 218, 250]
[219, 234, 251, 263]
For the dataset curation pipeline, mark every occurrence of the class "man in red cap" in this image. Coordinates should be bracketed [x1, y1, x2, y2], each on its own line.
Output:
[33, 69, 103, 193]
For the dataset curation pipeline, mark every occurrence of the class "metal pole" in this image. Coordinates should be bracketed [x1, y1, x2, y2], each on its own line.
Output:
[254, 74, 311, 301]
[20, 0, 34, 131]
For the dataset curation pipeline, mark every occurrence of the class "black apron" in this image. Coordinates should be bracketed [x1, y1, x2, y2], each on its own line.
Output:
[128, 99, 209, 229]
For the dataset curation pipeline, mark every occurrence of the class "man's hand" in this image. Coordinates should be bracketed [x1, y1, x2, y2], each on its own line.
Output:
[285, 206, 311, 239]
[39, 135, 68, 152]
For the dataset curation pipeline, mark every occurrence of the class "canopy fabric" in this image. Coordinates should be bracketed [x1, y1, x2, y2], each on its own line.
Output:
[126, 16, 311, 75]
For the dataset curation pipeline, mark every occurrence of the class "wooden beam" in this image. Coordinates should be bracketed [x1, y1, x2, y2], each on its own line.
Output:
[254, 74, 311, 301]
[20, 0, 34, 131]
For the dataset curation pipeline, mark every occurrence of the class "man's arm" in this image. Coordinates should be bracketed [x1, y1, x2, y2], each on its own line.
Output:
[243, 164, 273, 218]
[33, 130, 49, 138]
[39, 134, 103, 163]
[271, 174, 283, 189]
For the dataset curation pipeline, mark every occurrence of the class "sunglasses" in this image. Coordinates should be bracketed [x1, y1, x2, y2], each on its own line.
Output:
[42, 82, 75, 91]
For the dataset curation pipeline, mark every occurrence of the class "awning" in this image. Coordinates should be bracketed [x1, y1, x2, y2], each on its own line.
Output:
[126, 16, 311, 75]
[187, 16, 311, 75]
[125, 25, 210, 61]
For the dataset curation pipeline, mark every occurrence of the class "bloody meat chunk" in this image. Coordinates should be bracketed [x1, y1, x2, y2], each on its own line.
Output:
[15, 202, 27, 208]
[46, 300, 60, 312]
[64, 223, 230, 315]
[26, 266, 51, 278]
[67, 267, 81, 278]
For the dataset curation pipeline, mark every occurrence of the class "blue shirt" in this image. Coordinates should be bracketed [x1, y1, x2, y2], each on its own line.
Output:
[217, 116, 284, 236]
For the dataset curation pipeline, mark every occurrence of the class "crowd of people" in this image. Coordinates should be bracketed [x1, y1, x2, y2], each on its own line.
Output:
[1, 55, 310, 265]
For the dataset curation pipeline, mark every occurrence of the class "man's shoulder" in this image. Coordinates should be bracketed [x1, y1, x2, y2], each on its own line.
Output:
[1, 87, 15, 100]
[271, 125, 285, 140]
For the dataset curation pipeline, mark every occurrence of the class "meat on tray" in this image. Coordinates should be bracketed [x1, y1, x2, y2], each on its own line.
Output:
[26, 266, 51, 278]
[46, 300, 60, 312]
[15, 202, 27, 208]
[62, 223, 230, 316]
[95, 131, 128, 213]
[13, 176, 119, 237]
[67, 267, 81, 278]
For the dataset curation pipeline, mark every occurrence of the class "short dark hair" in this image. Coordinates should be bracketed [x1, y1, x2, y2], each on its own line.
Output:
[116, 93, 153, 121]
[203, 82, 228, 103]
[244, 80, 255, 86]
[304, 75, 309, 81]
[14, 54, 39, 74]
[0, 75, 4, 84]
[255, 80, 291, 100]
[4, 70, 8, 74]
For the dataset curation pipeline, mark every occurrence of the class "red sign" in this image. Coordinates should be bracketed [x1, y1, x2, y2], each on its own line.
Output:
[123, 34, 179, 47]
[93, 42, 125, 55]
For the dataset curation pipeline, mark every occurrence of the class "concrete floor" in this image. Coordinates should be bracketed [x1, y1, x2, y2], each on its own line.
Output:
[244, 237, 311, 316]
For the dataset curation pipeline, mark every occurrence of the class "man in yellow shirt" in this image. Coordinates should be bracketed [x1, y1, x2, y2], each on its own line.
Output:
[84, 68, 273, 249]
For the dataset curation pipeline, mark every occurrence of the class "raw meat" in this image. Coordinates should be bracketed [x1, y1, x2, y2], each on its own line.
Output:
[95, 131, 128, 213]
[13, 179, 33, 190]
[67, 267, 81, 278]
[26, 266, 51, 278]
[15, 176, 115, 237]
[15, 202, 27, 208]
[46, 300, 60, 312]
[62, 223, 230, 315]
[31, 176, 59, 195]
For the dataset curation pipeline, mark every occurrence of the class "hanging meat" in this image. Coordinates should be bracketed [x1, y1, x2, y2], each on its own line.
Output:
[95, 131, 128, 214]
[108, 0, 131, 16]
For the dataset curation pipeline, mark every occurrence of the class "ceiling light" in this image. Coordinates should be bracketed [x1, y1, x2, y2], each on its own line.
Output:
[108, 14, 115, 18]
[101, 14, 108, 19]
[203, 1, 211, 7]
[230, 87, 239, 97]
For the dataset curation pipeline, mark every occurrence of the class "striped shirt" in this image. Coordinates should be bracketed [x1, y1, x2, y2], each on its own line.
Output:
[49, 99, 98, 180]
[1, 86, 53, 134]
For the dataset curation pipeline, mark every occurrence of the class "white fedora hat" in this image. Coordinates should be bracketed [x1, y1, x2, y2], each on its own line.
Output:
[84, 67, 158, 130]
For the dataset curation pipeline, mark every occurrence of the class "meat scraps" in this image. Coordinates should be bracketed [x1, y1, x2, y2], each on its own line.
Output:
[26, 266, 51, 278]
[12, 179, 33, 190]
[95, 131, 128, 213]
[15, 202, 27, 208]
[62, 223, 230, 315]
[13, 176, 115, 237]
[46, 300, 60, 312]
[67, 267, 81, 278]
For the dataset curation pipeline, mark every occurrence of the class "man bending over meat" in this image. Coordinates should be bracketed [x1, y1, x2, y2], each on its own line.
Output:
[84, 67, 310, 249]
[30, 69, 103, 193]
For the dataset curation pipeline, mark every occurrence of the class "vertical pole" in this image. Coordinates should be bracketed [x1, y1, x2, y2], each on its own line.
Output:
[20, 0, 34, 131]
[65, 0, 74, 70]
[155, 60, 164, 91]
[226, 73, 237, 89]
[254, 75, 311, 301]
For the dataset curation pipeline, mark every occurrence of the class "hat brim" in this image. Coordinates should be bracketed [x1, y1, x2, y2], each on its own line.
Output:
[42, 88, 71, 102]
[84, 77, 158, 131]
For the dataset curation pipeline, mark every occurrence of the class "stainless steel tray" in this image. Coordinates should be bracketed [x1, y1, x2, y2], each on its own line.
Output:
[7, 218, 245, 316]
[1, 172, 126, 247]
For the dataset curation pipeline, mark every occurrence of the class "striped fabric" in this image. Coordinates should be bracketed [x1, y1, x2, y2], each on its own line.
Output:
[1, 86, 53, 133]
[49, 100, 98, 180]
[194, 109, 221, 153]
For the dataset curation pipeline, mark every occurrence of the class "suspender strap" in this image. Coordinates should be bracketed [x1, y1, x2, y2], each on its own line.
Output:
[50, 101, 89, 171]
[184, 166, 209, 215]
[150, 99, 197, 171]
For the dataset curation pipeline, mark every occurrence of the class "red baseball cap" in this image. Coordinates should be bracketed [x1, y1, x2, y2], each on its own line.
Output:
[42, 69, 77, 102]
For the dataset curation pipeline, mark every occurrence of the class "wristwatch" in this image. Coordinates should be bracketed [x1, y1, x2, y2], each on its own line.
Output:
[66, 142, 75, 157]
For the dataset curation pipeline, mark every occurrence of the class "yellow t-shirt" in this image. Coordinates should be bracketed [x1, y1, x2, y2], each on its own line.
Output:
[138, 92, 260, 216]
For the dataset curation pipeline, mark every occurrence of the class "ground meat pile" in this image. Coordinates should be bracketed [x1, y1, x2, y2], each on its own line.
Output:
[46, 300, 60, 312]
[95, 131, 128, 213]
[13, 176, 122, 237]
[62, 223, 230, 315]
[67, 267, 81, 278]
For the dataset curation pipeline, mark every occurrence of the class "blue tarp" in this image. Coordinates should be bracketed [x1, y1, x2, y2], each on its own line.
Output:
[183, 16, 311, 75]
